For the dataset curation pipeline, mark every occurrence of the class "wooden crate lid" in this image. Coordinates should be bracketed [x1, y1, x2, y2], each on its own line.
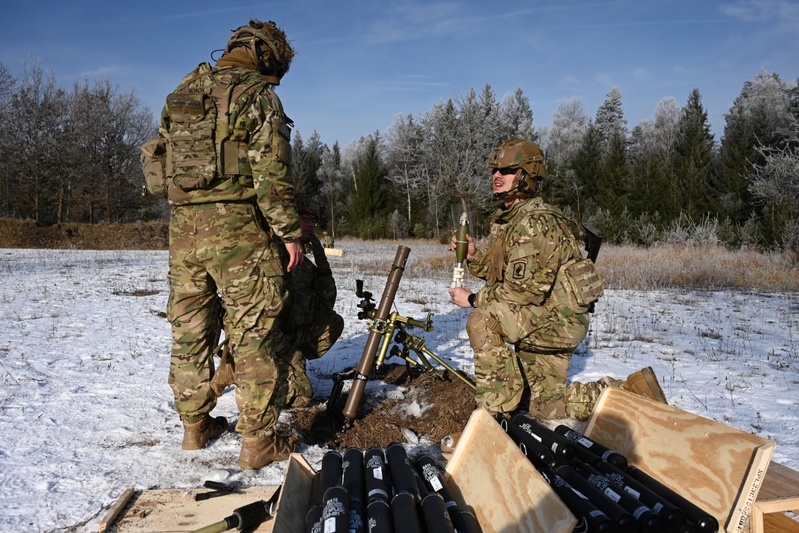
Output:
[444, 408, 577, 533]
[584, 387, 775, 533]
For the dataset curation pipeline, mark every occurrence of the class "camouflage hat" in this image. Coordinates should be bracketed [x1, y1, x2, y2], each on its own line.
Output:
[226, 19, 294, 84]
[488, 138, 547, 199]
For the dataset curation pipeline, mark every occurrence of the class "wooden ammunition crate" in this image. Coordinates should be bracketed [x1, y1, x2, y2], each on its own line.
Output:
[584, 387, 777, 533]
[272, 407, 576, 532]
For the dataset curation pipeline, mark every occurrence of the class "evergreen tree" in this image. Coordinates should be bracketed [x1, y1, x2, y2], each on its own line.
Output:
[595, 87, 628, 151]
[569, 122, 603, 218]
[598, 128, 632, 214]
[628, 97, 679, 219]
[540, 98, 588, 209]
[673, 89, 715, 221]
[717, 70, 792, 226]
[350, 133, 390, 238]
[499, 87, 535, 140]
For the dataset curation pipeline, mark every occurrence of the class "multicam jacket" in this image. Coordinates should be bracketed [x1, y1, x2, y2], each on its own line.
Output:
[468, 196, 587, 313]
[159, 62, 300, 243]
[468, 198, 602, 351]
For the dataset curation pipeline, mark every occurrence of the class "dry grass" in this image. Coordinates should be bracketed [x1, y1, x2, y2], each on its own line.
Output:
[597, 244, 799, 291]
[338, 239, 799, 293]
[2, 222, 796, 292]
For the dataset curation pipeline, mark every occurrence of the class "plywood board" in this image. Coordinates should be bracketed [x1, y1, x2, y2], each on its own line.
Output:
[272, 453, 315, 533]
[103, 486, 279, 532]
[584, 387, 776, 533]
[444, 408, 576, 533]
[323, 248, 344, 257]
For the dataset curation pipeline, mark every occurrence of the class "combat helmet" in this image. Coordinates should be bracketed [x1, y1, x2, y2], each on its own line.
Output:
[225, 19, 294, 84]
[295, 194, 321, 221]
[487, 138, 547, 200]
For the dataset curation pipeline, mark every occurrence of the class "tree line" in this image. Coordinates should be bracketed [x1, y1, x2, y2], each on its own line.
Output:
[1, 61, 797, 252]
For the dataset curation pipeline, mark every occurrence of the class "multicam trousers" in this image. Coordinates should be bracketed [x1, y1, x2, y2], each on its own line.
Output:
[167, 202, 290, 436]
[466, 299, 614, 420]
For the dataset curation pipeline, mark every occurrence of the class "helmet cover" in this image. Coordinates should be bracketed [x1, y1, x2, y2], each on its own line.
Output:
[487, 138, 547, 199]
[226, 19, 294, 82]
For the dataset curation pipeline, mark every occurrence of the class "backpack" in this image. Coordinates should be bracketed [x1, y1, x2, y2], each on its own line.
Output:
[139, 63, 261, 194]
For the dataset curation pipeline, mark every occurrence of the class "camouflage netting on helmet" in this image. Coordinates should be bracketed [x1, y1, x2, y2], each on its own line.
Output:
[225, 19, 295, 83]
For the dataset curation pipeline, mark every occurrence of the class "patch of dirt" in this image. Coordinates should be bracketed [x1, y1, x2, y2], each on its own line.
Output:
[291, 364, 476, 450]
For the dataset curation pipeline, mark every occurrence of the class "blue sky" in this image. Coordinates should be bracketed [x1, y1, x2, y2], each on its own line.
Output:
[1, 1, 797, 148]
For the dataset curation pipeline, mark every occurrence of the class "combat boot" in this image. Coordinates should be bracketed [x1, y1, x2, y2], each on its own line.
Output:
[182, 415, 228, 450]
[238, 433, 299, 470]
[623, 367, 668, 404]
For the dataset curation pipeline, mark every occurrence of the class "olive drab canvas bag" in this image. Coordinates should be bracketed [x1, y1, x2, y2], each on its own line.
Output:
[139, 64, 260, 194]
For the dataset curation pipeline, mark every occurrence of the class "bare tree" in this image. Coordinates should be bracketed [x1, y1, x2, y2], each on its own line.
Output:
[386, 113, 426, 224]
[5, 61, 65, 223]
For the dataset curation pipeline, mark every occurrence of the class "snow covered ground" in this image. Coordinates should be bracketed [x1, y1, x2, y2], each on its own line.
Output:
[0, 243, 797, 532]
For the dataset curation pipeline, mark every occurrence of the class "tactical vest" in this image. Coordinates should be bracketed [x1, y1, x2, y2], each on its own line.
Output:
[492, 201, 604, 311]
[163, 64, 261, 191]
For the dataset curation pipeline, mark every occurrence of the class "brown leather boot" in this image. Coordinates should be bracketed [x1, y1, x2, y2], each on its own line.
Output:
[238, 433, 299, 470]
[181, 415, 228, 450]
[624, 367, 668, 404]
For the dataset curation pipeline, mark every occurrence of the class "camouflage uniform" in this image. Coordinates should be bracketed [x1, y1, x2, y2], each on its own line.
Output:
[163, 62, 300, 437]
[467, 197, 614, 420]
[273, 239, 344, 407]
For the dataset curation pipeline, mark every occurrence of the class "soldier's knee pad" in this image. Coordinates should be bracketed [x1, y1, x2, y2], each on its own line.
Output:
[467, 309, 505, 351]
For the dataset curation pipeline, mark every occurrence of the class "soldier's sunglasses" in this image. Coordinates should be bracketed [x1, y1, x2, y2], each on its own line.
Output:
[491, 167, 516, 175]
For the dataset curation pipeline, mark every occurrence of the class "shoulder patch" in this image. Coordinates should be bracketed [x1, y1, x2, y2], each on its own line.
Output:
[512, 259, 527, 280]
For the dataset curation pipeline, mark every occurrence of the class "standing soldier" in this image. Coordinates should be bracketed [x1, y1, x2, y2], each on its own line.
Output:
[159, 19, 303, 469]
[449, 139, 667, 420]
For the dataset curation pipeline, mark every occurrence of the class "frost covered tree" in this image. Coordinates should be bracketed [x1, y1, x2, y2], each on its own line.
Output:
[628, 97, 680, 217]
[386, 113, 426, 226]
[499, 87, 535, 140]
[750, 118, 799, 250]
[318, 141, 344, 238]
[595, 87, 628, 152]
[717, 70, 793, 225]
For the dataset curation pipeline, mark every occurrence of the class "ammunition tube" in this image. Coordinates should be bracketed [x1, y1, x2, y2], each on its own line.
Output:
[554, 425, 628, 470]
[537, 465, 617, 532]
[571, 461, 666, 533]
[500, 417, 557, 468]
[511, 414, 577, 464]
[391, 492, 424, 533]
[343, 448, 366, 498]
[626, 467, 719, 533]
[385, 442, 419, 500]
[322, 486, 350, 533]
[592, 460, 686, 531]
[321, 450, 344, 495]
[364, 447, 390, 503]
[306, 503, 323, 533]
[344, 448, 367, 533]
[366, 499, 393, 533]
[420, 492, 455, 533]
[556, 464, 638, 533]
[348, 498, 367, 533]
[415, 455, 483, 533]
